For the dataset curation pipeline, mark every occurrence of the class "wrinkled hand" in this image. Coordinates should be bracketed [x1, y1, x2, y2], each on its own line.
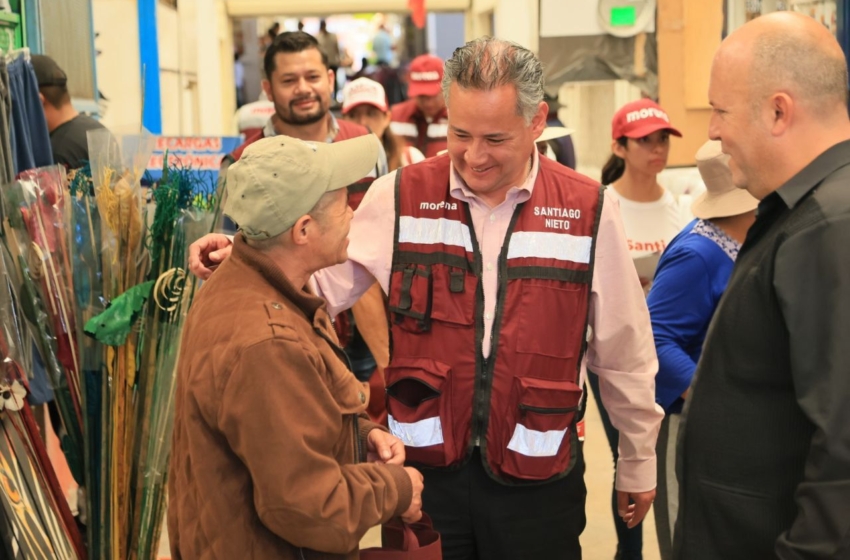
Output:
[367, 429, 406, 465]
[400, 467, 424, 523]
[617, 489, 655, 529]
[188, 234, 233, 280]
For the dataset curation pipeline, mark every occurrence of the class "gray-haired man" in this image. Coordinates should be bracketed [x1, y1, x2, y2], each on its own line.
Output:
[189, 38, 662, 559]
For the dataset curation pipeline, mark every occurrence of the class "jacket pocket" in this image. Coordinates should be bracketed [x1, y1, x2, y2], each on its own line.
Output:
[388, 264, 432, 333]
[693, 479, 779, 559]
[430, 264, 475, 327]
[515, 281, 585, 359]
[385, 357, 455, 466]
[500, 377, 582, 480]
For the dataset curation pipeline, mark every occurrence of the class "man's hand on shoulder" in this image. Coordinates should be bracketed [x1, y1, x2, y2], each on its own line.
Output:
[189, 233, 234, 280]
[366, 428, 405, 465]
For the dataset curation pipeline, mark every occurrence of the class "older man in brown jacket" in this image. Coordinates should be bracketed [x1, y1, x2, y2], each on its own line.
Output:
[168, 134, 423, 559]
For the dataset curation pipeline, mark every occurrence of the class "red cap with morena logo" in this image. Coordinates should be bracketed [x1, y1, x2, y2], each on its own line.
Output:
[611, 99, 683, 140]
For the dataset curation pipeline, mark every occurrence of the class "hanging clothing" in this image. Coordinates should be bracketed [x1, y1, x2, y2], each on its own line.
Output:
[0, 59, 14, 186]
[8, 54, 53, 175]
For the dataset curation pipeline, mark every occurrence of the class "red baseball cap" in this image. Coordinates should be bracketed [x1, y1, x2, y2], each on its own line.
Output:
[611, 99, 682, 140]
[407, 54, 444, 98]
[342, 78, 388, 114]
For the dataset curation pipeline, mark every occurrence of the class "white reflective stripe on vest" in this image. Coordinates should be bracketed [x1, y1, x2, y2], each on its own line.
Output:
[427, 123, 448, 138]
[399, 216, 474, 252]
[507, 231, 593, 264]
[388, 415, 445, 447]
[390, 121, 419, 138]
[507, 423, 568, 457]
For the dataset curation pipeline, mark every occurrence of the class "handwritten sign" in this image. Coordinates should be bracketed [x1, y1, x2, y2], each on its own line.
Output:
[145, 136, 243, 188]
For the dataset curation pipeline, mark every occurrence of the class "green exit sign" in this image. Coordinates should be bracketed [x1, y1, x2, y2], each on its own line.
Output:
[611, 6, 637, 27]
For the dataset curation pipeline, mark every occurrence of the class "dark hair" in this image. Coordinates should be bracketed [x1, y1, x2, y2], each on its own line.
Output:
[264, 31, 328, 79]
[40, 85, 69, 109]
[268, 23, 279, 40]
[601, 137, 629, 185]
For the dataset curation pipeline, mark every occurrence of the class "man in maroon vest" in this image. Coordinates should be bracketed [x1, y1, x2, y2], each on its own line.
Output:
[220, 31, 387, 189]
[190, 38, 662, 560]
[390, 54, 449, 158]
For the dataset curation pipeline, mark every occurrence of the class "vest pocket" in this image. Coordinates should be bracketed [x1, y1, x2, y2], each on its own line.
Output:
[500, 377, 581, 480]
[515, 282, 585, 359]
[385, 358, 455, 467]
[388, 264, 432, 333]
[430, 265, 476, 327]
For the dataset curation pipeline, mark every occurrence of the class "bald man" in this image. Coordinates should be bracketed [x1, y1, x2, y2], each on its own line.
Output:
[674, 12, 850, 560]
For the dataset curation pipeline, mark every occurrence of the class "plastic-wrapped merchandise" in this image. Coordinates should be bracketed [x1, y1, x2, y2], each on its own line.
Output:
[0, 165, 86, 559]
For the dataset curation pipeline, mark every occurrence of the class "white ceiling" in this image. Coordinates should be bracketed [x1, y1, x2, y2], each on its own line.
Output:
[226, 0, 471, 17]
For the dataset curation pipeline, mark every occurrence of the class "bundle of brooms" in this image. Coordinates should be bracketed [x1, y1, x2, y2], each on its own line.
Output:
[0, 128, 216, 560]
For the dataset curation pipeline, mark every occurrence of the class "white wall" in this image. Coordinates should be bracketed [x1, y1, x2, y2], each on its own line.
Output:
[158, 1, 182, 135]
[467, 0, 538, 50]
[92, 0, 143, 133]
[92, 0, 233, 136]
[194, 0, 235, 135]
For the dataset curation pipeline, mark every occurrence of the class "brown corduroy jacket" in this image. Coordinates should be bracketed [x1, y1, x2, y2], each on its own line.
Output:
[168, 235, 412, 559]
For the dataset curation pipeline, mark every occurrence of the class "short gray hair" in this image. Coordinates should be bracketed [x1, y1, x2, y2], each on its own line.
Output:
[243, 190, 339, 251]
[750, 30, 848, 118]
[441, 37, 544, 124]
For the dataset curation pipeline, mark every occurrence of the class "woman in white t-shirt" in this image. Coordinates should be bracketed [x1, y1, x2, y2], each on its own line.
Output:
[342, 77, 425, 171]
[602, 98, 691, 288]
[591, 98, 688, 560]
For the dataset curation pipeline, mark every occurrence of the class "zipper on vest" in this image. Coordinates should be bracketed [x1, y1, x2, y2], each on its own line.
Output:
[474, 356, 489, 447]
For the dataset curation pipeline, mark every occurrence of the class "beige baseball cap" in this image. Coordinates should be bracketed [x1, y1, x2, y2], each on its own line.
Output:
[691, 140, 759, 220]
[224, 134, 380, 239]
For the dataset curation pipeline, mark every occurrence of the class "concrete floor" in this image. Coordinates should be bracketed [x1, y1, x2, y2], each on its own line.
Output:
[160, 393, 662, 559]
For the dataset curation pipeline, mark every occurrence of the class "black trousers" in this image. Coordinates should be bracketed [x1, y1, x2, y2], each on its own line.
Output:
[422, 447, 587, 560]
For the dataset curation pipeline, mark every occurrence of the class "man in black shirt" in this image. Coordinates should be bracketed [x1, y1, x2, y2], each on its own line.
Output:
[32, 54, 105, 169]
[675, 11, 850, 560]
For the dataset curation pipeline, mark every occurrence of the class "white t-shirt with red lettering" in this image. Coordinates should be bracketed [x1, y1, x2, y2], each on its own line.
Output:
[606, 187, 693, 284]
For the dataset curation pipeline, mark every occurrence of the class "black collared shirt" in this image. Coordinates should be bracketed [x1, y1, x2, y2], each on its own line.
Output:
[676, 140, 850, 559]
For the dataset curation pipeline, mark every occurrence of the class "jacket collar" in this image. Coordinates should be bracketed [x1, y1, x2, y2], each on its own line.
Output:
[230, 234, 325, 320]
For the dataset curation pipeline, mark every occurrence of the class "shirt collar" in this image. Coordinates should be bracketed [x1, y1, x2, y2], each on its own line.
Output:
[775, 139, 850, 209]
[449, 148, 539, 205]
[262, 113, 339, 144]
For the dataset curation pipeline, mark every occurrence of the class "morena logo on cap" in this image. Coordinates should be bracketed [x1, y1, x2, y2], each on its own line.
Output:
[349, 81, 378, 95]
[411, 71, 441, 82]
[626, 107, 671, 124]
